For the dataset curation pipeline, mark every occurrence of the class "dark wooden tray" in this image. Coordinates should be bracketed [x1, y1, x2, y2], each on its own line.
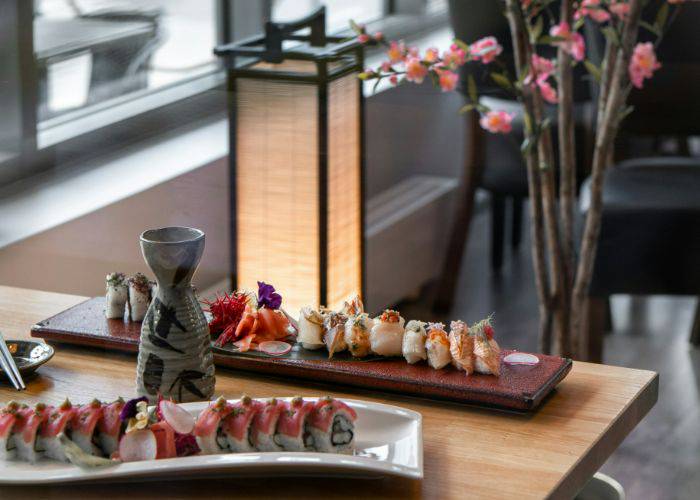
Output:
[31, 297, 571, 411]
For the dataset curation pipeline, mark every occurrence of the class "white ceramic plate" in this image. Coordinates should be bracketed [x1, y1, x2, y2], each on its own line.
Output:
[0, 397, 423, 484]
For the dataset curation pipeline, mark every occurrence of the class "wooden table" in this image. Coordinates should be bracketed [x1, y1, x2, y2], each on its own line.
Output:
[0, 286, 658, 499]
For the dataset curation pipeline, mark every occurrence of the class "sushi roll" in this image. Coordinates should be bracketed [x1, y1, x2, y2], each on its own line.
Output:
[449, 320, 475, 375]
[38, 399, 77, 462]
[193, 396, 234, 455]
[308, 397, 357, 454]
[275, 397, 315, 451]
[250, 398, 286, 452]
[97, 398, 125, 456]
[370, 310, 405, 357]
[105, 272, 128, 319]
[345, 313, 373, 358]
[127, 273, 152, 322]
[0, 401, 20, 461]
[402, 320, 427, 364]
[426, 323, 451, 369]
[71, 399, 104, 456]
[222, 395, 263, 453]
[297, 307, 325, 350]
[13, 403, 51, 463]
[472, 317, 501, 375]
[323, 312, 348, 358]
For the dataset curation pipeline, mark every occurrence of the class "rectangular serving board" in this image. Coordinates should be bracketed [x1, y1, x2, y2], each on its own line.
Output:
[30, 297, 572, 411]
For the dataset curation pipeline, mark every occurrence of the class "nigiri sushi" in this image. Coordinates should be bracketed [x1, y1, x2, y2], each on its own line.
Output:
[402, 320, 427, 364]
[449, 320, 474, 375]
[426, 323, 451, 369]
[297, 307, 325, 350]
[275, 397, 315, 451]
[370, 310, 405, 357]
[324, 312, 348, 358]
[97, 398, 125, 456]
[14, 403, 51, 463]
[341, 295, 364, 316]
[71, 399, 103, 456]
[0, 401, 20, 461]
[308, 397, 357, 454]
[472, 317, 501, 375]
[38, 399, 77, 462]
[250, 398, 286, 452]
[345, 313, 374, 358]
[193, 396, 234, 455]
[222, 395, 263, 453]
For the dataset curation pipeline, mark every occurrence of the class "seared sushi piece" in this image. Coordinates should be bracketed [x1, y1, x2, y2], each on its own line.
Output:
[0, 401, 21, 461]
[14, 403, 51, 463]
[275, 397, 315, 451]
[297, 307, 325, 350]
[38, 399, 77, 462]
[250, 398, 286, 452]
[341, 295, 364, 316]
[426, 323, 451, 369]
[345, 313, 373, 358]
[324, 312, 348, 358]
[71, 399, 104, 456]
[193, 396, 234, 455]
[402, 320, 427, 364]
[308, 397, 357, 454]
[222, 395, 263, 453]
[370, 310, 405, 357]
[449, 320, 474, 375]
[97, 398, 125, 456]
[472, 317, 501, 375]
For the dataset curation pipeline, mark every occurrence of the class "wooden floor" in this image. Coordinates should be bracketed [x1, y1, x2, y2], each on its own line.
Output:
[399, 200, 699, 500]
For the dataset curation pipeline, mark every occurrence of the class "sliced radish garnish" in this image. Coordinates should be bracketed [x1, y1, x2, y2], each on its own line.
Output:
[159, 400, 195, 435]
[258, 340, 292, 356]
[503, 352, 540, 365]
[118, 429, 158, 462]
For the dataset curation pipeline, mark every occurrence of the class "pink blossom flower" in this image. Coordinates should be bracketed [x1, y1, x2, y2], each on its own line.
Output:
[629, 42, 661, 89]
[443, 43, 467, 67]
[538, 80, 558, 103]
[423, 47, 440, 64]
[381, 61, 392, 73]
[437, 70, 459, 92]
[609, 0, 630, 20]
[480, 111, 514, 134]
[374, 31, 384, 42]
[470, 36, 503, 64]
[405, 57, 428, 84]
[525, 55, 558, 104]
[575, 0, 611, 23]
[387, 41, 406, 63]
[549, 22, 586, 62]
[389, 74, 399, 85]
[357, 34, 370, 44]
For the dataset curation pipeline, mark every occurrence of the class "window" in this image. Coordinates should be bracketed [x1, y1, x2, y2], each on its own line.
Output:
[272, 0, 386, 33]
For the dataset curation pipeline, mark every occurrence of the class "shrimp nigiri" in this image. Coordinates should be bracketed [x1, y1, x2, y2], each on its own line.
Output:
[425, 322, 451, 369]
[449, 320, 474, 375]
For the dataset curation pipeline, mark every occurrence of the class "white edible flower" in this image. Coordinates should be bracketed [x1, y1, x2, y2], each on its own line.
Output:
[126, 401, 150, 433]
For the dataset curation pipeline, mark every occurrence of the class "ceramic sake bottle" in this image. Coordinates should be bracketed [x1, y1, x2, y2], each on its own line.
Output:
[135, 227, 215, 402]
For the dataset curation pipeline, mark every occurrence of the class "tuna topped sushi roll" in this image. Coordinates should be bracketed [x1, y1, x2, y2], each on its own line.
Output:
[97, 398, 125, 456]
[38, 399, 77, 462]
[308, 397, 357, 454]
[14, 403, 51, 463]
[345, 313, 373, 358]
[402, 320, 427, 364]
[250, 398, 286, 452]
[0, 401, 20, 461]
[193, 396, 234, 455]
[275, 397, 315, 452]
[370, 310, 405, 357]
[71, 399, 103, 456]
[426, 323, 451, 369]
[449, 320, 475, 375]
[222, 395, 262, 453]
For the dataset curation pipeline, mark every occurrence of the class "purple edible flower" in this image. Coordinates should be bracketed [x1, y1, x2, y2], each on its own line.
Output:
[119, 396, 148, 421]
[257, 281, 282, 310]
[175, 432, 200, 457]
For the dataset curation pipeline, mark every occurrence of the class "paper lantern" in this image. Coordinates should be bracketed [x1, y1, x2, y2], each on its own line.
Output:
[215, 7, 365, 313]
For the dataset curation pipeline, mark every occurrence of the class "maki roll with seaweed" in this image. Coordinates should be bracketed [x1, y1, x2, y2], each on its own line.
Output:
[97, 398, 125, 456]
[71, 399, 103, 456]
[0, 401, 20, 461]
[250, 398, 286, 452]
[222, 395, 262, 453]
[308, 397, 357, 454]
[14, 403, 51, 463]
[105, 272, 128, 319]
[38, 399, 77, 462]
[193, 396, 234, 455]
[275, 397, 315, 451]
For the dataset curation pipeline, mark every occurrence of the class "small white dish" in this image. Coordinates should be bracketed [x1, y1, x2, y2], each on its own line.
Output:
[0, 397, 423, 484]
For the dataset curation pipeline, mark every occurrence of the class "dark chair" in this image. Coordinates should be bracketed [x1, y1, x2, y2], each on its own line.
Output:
[580, 1, 700, 361]
[435, 0, 593, 311]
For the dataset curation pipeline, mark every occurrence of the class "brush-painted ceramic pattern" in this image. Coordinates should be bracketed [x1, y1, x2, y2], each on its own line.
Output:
[135, 227, 215, 402]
